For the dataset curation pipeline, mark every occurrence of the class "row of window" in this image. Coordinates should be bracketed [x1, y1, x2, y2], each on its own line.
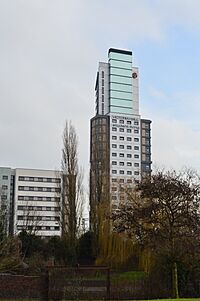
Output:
[112, 119, 139, 125]
[112, 161, 139, 167]
[112, 170, 139, 175]
[18, 196, 60, 202]
[17, 225, 60, 231]
[17, 206, 60, 211]
[112, 136, 139, 142]
[112, 127, 139, 134]
[17, 215, 60, 221]
[112, 178, 133, 184]
[112, 195, 125, 201]
[102, 70, 105, 114]
[18, 176, 61, 183]
[112, 144, 139, 150]
[1, 185, 8, 190]
[18, 186, 60, 192]
[112, 153, 139, 158]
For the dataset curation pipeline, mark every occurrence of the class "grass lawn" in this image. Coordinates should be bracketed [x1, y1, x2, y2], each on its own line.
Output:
[133, 299, 200, 301]
[6, 299, 200, 301]
[112, 270, 146, 281]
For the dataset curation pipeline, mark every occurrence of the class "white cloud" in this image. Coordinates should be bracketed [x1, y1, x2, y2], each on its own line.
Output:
[152, 116, 200, 171]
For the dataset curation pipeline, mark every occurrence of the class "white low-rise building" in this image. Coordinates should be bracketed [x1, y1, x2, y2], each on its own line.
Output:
[0, 167, 61, 238]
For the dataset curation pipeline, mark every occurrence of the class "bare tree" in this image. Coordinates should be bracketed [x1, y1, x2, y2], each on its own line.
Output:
[61, 121, 84, 264]
[0, 187, 9, 239]
[20, 203, 43, 235]
[112, 169, 200, 298]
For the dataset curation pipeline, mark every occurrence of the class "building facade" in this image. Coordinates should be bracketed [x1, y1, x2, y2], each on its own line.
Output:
[0, 167, 61, 238]
[90, 48, 152, 212]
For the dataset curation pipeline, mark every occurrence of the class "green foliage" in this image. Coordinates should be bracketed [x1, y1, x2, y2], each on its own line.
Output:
[18, 230, 96, 266]
[77, 231, 96, 264]
[0, 237, 21, 272]
[18, 230, 46, 258]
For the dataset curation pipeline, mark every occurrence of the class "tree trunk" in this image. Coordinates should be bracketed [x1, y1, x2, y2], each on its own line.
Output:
[172, 261, 179, 298]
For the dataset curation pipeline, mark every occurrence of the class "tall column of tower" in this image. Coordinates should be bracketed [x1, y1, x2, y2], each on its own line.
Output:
[90, 48, 151, 213]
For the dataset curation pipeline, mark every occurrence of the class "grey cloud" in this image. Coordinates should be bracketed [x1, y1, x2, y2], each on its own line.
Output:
[1, 0, 200, 176]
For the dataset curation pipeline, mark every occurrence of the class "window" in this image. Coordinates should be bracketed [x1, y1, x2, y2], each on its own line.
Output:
[134, 137, 139, 142]
[119, 179, 124, 183]
[120, 170, 124, 174]
[134, 146, 139, 150]
[119, 145, 124, 149]
[119, 128, 124, 132]
[127, 145, 132, 150]
[127, 162, 132, 166]
[112, 195, 117, 200]
[127, 179, 132, 183]
[102, 79, 104, 86]
[127, 171, 132, 175]
[112, 186, 117, 191]
[134, 171, 139, 175]
[127, 137, 132, 141]
[112, 127, 117, 131]
[119, 162, 124, 166]
[102, 87, 104, 94]
[134, 129, 139, 134]
[134, 121, 139, 125]
[112, 119, 117, 123]
[112, 144, 117, 148]
[2, 175, 8, 180]
[134, 154, 139, 158]
[134, 163, 139, 167]
[2, 185, 8, 190]
[18, 206, 24, 210]
[102, 71, 104, 78]
[127, 129, 132, 133]
[127, 120, 131, 125]
[119, 136, 124, 141]
[112, 161, 117, 165]
[112, 170, 117, 174]
[119, 153, 124, 157]
[112, 135, 117, 140]
[119, 120, 124, 124]
[112, 153, 117, 157]
[112, 178, 117, 183]
[127, 154, 132, 158]
[102, 95, 104, 102]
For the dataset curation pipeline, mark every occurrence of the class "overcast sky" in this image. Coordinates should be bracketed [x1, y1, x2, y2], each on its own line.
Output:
[1, 0, 200, 181]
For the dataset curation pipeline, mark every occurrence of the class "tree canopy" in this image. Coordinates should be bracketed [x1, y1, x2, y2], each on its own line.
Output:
[112, 170, 200, 298]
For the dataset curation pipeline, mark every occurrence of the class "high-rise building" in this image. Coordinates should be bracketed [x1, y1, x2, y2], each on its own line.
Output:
[90, 48, 152, 213]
